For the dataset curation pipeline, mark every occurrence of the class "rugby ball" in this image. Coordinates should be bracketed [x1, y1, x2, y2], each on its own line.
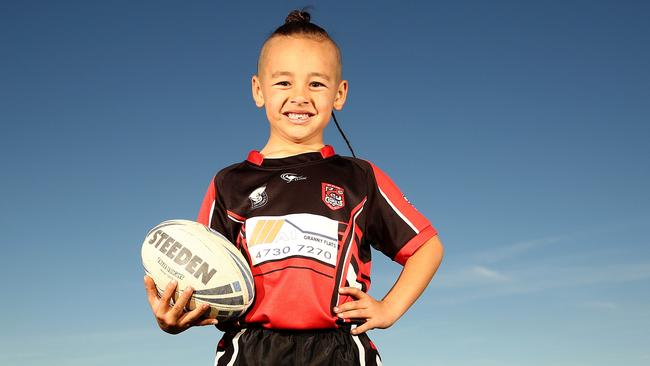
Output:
[141, 219, 254, 321]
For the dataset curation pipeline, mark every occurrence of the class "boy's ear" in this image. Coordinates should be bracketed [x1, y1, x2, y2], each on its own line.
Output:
[251, 74, 265, 107]
[333, 79, 348, 111]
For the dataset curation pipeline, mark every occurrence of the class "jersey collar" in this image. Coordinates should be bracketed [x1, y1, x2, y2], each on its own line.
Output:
[246, 145, 336, 166]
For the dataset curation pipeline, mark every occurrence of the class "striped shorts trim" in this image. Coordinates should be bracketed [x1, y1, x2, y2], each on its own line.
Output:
[214, 324, 382, 366]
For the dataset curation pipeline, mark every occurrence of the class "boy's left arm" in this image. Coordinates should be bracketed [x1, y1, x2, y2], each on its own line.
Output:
[334, 235, 444, 335]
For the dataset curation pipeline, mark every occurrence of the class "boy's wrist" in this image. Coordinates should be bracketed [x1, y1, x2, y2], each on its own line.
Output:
[379, 297, 406, 324]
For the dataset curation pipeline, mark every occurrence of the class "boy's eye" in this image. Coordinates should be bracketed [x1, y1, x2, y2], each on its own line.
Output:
[273, 81, 326, 87]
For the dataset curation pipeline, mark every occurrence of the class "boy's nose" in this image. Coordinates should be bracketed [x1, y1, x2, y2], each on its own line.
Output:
[290, 96, 309, 105]
[289, 86, 310, 105]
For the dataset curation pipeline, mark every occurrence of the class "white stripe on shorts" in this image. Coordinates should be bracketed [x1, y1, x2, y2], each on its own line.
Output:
[351, 324, 366, 366]
[214, 329, 247, 366]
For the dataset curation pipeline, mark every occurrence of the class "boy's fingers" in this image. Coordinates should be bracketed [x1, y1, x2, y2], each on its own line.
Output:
[351, 322, 371, 335]
[158, 280, 178, 313]
[170, 286, 194, 317]
[179, 304, 213, 327]
[195, 317, 219, 327]
[339, 287, 365, 299]
[336, 309, 367, 320]
[333, 301, 364, 313]
[144, 276, 160, 312]
[143, 275, 154, 288]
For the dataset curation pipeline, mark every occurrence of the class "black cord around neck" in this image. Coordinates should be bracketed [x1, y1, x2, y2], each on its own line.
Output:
[331, 111, 356, 158]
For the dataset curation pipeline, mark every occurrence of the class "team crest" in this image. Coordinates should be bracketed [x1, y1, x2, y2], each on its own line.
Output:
[249, 185, 268, 209]
[322, 183, 345, 210]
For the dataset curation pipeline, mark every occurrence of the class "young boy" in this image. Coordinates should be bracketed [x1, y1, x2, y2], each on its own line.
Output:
[144, 9, 444, 365]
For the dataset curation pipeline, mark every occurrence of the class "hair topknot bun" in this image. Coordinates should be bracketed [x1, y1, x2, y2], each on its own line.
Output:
[285, 9, 311, 24]
[259, 7, 341, 76]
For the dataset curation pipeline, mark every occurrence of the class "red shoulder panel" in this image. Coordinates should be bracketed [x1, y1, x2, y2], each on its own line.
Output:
[197, 178, 216, 226]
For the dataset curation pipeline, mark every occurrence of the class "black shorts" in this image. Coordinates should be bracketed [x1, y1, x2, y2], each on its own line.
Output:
[214, 324, 383, 366]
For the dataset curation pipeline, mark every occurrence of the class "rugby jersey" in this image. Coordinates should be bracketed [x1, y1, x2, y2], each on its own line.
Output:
[197, 145, 437, 330]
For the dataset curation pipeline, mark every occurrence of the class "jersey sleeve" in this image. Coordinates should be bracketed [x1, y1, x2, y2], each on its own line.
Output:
[364, 162, 438, 265]
[197, 174, 239, 245]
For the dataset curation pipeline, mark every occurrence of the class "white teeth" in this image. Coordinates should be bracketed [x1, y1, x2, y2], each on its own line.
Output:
[287, 113, 310, 120]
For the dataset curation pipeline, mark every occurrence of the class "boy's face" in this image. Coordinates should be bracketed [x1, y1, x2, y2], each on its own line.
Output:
[252, 36, 348, 145]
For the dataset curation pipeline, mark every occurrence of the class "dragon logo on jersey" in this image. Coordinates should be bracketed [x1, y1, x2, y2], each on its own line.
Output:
[322, 182, 345, 210]
[248, 185, 268, 209]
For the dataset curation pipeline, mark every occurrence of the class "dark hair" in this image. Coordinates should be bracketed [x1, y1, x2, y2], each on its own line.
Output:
[274, 8, 327, 38]
[257, 8, 342, 78]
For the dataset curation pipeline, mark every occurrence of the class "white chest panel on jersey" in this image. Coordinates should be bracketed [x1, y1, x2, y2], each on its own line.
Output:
[245, 213, 339, 267]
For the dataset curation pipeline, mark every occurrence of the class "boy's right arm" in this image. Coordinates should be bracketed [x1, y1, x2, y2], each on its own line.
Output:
[144, 275, 218, 334]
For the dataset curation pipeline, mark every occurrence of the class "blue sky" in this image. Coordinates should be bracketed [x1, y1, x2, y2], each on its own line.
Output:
[1, 1, 649, 365]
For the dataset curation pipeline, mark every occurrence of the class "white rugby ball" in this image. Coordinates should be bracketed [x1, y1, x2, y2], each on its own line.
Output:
[141, 219, 254, 321]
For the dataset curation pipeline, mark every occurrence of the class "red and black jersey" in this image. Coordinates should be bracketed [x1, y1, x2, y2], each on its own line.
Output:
[197, 145, 437, 330]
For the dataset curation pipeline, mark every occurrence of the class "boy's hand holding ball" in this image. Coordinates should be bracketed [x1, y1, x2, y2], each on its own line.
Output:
[144, 276, 218, 334]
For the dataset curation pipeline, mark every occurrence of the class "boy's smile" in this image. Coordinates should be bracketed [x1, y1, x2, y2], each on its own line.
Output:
[252, 36, 348, 149]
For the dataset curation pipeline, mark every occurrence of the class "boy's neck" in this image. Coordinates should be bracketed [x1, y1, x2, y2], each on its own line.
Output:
[260, 139, 325, 159]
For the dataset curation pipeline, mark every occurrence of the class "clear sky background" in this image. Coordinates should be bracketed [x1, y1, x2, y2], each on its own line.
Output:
[1, 1, 649, 365]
